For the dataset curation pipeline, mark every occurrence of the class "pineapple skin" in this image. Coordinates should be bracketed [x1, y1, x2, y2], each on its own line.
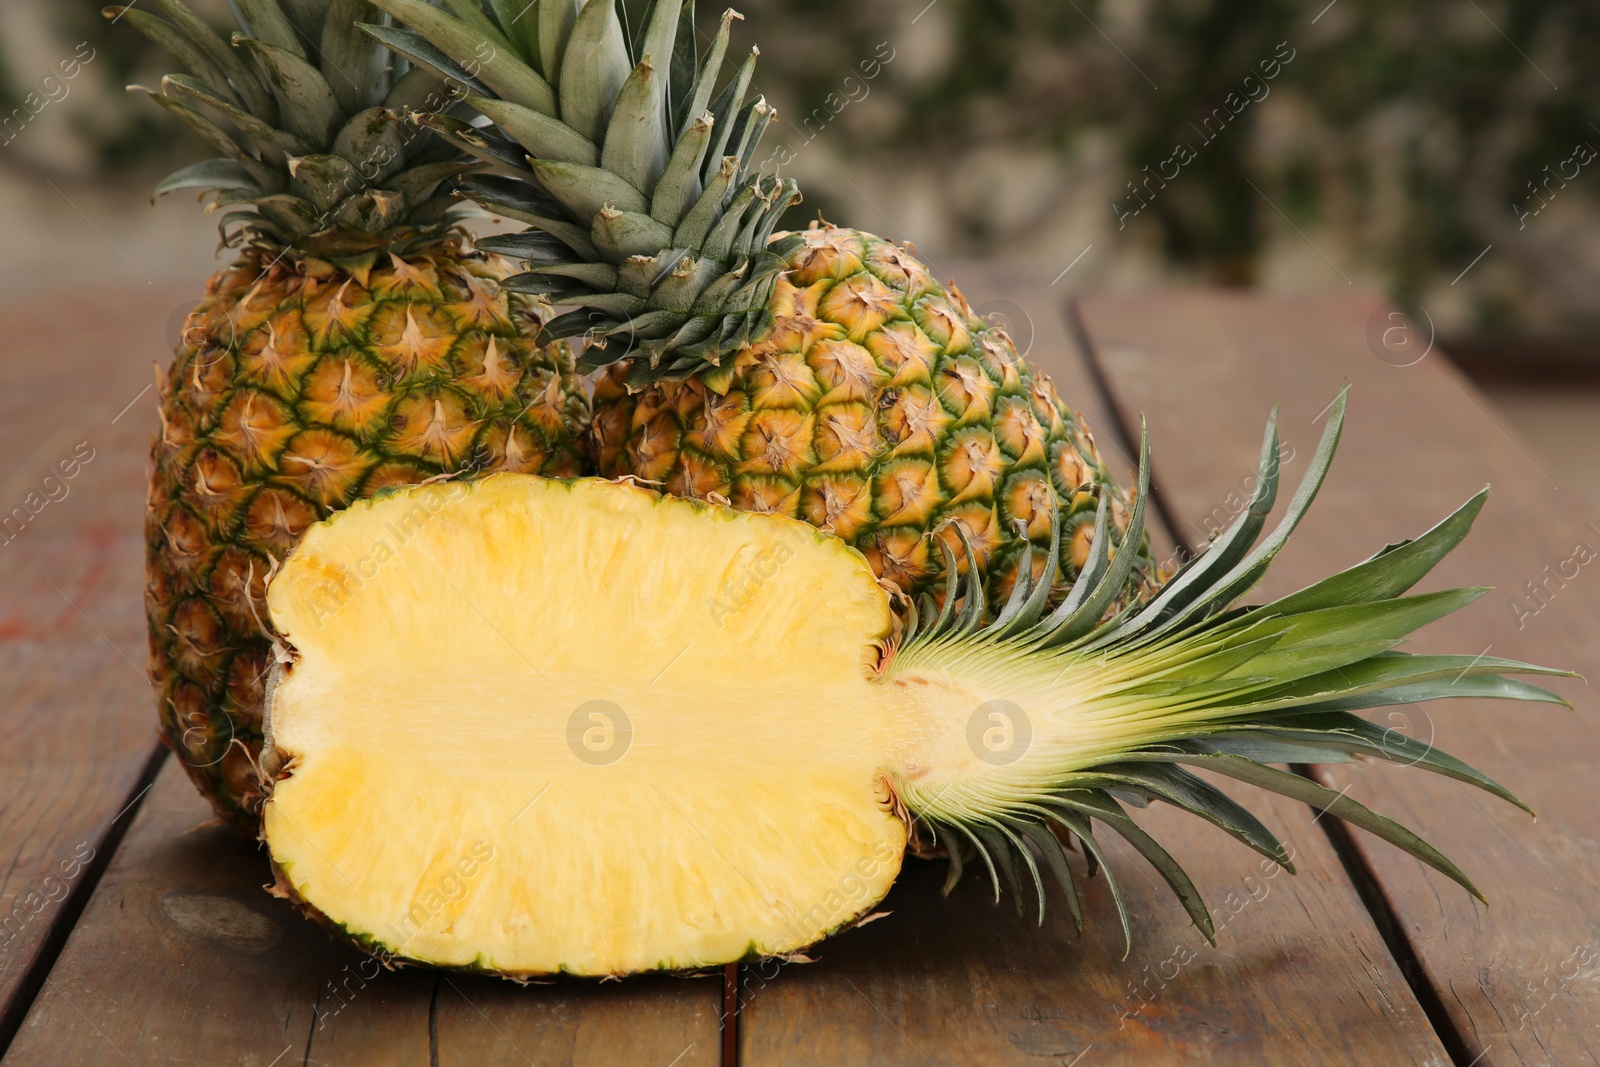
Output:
[146, 237, 590, 831]
[593, 224, 1162, 607]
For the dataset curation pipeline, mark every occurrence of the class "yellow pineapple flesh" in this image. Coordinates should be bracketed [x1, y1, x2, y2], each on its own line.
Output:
[264, 476, 903, 975]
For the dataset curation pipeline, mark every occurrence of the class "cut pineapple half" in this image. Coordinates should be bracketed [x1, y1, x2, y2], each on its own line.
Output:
[264, 477, 905, 975]
[262, 388, 1568, 979]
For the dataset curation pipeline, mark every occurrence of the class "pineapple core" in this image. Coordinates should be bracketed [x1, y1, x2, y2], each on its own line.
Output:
[263, 475, 906, 976]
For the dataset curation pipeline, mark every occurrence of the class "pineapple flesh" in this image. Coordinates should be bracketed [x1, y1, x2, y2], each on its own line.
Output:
[121, 0, 591, 829]
[264, 476, 904, 974]
[261, 397, 1568, 978]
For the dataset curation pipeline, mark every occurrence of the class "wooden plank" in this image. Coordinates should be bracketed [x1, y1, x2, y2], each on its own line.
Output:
[1077, 290, 1600, 1066]
[738, 267, 1451, 1065]
[4, 761, 431, 1066]
[4, 759, 723, 1066]
[0, 287, 186, 1035]
[0, 281, 724, 1065]
[433, 973, 720, 1067]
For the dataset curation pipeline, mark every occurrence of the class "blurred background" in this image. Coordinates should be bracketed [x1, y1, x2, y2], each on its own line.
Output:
[3, 0, 1597, 498]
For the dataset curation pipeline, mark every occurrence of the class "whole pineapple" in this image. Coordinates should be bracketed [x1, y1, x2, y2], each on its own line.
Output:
[119, 0, 589, 829]
[591, 225, 1156, 607]
[369, 0, 1161, 609]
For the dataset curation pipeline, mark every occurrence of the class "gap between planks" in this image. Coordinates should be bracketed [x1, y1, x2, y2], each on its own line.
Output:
[0, 744, 169, 1057]
[1066, 296, 1483, 1067]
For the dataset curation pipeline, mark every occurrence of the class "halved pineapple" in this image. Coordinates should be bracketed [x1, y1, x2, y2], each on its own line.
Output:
[261, 397, 1566, 978]
[263, 476, 906, 975]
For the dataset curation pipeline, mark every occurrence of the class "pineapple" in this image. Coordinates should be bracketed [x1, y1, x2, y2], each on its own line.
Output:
[365, 0, 1161, 610]
[259, 393, 1568, 977]
[118, 0, 590, 830]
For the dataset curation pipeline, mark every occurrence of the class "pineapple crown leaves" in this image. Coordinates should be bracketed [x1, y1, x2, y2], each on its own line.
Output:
[896, 384, 1571, 952]
[110, 0, 489, 259]
[362, 0, 800, 386]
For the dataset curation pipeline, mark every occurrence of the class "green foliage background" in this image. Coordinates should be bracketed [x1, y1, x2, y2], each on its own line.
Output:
[3, 0, 1595, 334]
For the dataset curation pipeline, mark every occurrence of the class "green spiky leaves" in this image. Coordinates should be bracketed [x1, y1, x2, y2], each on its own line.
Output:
[367, 0, 799, 385]
[893, 386, 1569, 950]
[113, 0, 482, 257]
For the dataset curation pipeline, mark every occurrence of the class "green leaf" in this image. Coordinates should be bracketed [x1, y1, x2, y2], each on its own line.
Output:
[601, 58, 670, 195]
[1281, 673, 1569, 715]
[672, 156, 737, 250]
[530, 158, 647, 218]
[1233, 648, 1571, 716]
[1244, 712, 1531, 812]
[648, 255, 720, 312]
[407, 110, 525, 169]
[700, 183, 758, 262]
[234, 34, 344, 146]
[361, 24, 491, 98]
[636, 0, 684, 79]
[236, 0, 308, 59]
[485, 230, 579, 266]
[1053, 791, 1215, 944]
[1179, 384, 1351, 629]
[971, 823, 1029, 917]
[382, 64, 449, 111]
[153, 158, 262, 199]
[593, 209, 675, 261]
[1106, 409, 1283, 642]
[1096, 762, 1294, 870]
[280, 0, 331, 44]
[1216, 588, 1490, 686]
[1045, 426, 1152, 647]
[144, 0, 277, 118]
[728, 98, 774, 172]
[666, 0, 697, 137]
[650, 112, 712, 226]
[322, 0, 389, 113]
[700, 47, 756, 183]
[1156, 750, 1486, 902]
[1017, 820, 1083, 933]
[1266, 489, 1487, 615]
[161, 74, 309, 156]
[507, 261, 620, 290]
[557, 0, 632, 141]
[441, 0, 523, 69]
[470, 95, 597, 165]
[538, 0, 579, 85]
[384, 159, 480, 210]
[481, 0, 539, 65]
[113, 8, 241, 109]
[370, 0, 556, 115]
[135, 87, 285, 190]
[330, 107, 405, 182]
[677, 8, 736, 140]
[1048, 810, 1132, 956]
[289, 152, 364, 212]
[254, 192, 325, 234]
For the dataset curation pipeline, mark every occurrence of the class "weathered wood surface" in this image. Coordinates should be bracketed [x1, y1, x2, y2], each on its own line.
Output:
[0, 287, 722, 1066]
[0, 286, 182, 1039]
[3, 279, 1593, 1066]
[1079, 290, 1600, 1066]
[737, 268, 1450, 1066]
[2, 761, 722, 1066]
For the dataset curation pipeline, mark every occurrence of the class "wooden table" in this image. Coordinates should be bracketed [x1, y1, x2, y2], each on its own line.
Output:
[1, 277, 1596, 1066]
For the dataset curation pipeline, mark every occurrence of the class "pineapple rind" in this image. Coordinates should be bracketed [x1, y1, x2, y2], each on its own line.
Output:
[594, 225, 1162, 611]
[149, 243, 590, 831]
